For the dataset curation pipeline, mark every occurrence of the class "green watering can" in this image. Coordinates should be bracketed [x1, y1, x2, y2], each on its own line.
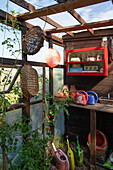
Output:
[74, 136, 84, 167]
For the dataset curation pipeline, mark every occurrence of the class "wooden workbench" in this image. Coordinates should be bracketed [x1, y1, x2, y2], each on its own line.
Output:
[69, 103, 113, 170]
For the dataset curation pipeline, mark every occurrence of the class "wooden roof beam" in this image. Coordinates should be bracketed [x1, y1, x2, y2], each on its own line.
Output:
[56, 1, 94, 35]
[16, 0, 110, 20]
[9, 0, 74, 37]
[68, 10, 94, 35]
[45, 19, 113, 33]
[9, 0, 35, 11]
[39, 16, 74, 37]
[0, 9, 63, 46]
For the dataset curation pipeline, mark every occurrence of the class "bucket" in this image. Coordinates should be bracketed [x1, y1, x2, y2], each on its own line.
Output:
[74, 148, 84, 167]
[87, 130, 108, 156]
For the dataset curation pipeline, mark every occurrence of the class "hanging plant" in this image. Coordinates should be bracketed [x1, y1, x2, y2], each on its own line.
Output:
[46, 48, 61, 68]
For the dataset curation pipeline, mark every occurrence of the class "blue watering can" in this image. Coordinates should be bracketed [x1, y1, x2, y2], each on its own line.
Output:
[86, 91, 98, 105]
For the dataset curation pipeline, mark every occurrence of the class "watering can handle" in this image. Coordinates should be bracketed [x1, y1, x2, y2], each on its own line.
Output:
[52, 143, 57, 152]
[87, 91, 98, 103]
[77, 90, 88, 102]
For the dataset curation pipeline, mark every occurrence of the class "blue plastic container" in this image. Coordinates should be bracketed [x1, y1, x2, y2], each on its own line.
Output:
[69, 67, 83, 73]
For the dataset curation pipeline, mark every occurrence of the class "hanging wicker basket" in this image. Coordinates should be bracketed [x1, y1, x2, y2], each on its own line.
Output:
[20, 64, 39, 98]
[22, 26, 44, 55]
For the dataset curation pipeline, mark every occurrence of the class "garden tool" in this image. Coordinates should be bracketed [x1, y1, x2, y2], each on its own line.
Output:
[72, 90, 88, 105]
[66, 136, 75, 170]
[86, 91, 98, 105]
[52, 143, 69, 170]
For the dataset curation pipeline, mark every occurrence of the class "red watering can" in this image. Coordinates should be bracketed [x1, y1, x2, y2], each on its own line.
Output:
[73, 90, 88, 105]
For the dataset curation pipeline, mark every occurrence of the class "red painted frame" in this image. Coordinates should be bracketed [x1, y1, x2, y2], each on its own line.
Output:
[66, 46, 108, 76]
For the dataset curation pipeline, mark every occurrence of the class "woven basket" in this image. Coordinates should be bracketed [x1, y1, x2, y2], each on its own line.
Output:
[20, 64, 39, 98]
[22, 26, 44, 55]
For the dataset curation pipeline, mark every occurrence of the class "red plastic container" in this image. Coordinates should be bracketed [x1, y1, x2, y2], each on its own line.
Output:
[88, 130, 108, 156]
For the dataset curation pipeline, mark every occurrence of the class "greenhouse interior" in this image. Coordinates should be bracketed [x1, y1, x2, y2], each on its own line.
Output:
[1, 0, 113, 169]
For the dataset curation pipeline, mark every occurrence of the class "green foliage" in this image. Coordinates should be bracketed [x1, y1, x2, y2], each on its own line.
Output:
[10, 116, 52, 170]
[20, 130, 51, 170]
[0, 10, 23, 170]
[0, 9, 72, 170]
[44, 87, 74, 126]
[1, 10, 22, 59]
[35, 76, 73, 126]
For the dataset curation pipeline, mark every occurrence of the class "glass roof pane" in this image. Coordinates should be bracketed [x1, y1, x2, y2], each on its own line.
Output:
[49, 11, 79, 27]
[76, 1, 113, 23]
[26, 0, 57, 9]
[0, 0, 28, 13]
[1, 0, 113, 36]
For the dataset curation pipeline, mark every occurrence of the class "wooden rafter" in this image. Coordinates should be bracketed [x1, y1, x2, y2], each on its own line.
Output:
[39, 16, 74, 37]
[9, 0, 74, 37]
[9, 0, 35, 11]
[45, 19, 113, 33]
[68, 10, 94, 35]
[0, 57, 64, 68]
[0, 9, 63, 46]
[16, 0, 110, 20]
[56, 0, 94, 35]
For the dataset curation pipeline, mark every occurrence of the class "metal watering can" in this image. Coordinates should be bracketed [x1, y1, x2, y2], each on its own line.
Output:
[72, 90, 88, 105]
[52, 143, 69, 170]
[86, 91, 98, 105]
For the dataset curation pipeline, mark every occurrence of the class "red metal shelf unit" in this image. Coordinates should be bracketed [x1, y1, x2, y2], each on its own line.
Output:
[66, 46, 108, 76]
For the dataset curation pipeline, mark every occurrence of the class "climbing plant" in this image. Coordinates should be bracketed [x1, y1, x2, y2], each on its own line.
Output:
[0, 11, 52, 170]
[0, 10, 22, 170]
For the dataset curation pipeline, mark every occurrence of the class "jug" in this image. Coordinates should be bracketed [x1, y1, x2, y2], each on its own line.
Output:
[73, 90, 88, 105]
[86, 91, 98, 105]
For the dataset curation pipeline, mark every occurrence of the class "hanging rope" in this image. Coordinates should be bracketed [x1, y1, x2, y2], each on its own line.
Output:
[43, 8, 48, 30]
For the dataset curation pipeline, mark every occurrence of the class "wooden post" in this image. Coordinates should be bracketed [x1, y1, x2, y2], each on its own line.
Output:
[48, 34, 54, 142]
[22, 26, 30, 120]
[22, 26, 30, 144]
[2, 149, 6, 170]
[42, 67, 46, 160]
[42, 67, 45, 133]
[49, 35, 53, 97]
[42, 67, 46, 136]
[90, 110, 96, 170]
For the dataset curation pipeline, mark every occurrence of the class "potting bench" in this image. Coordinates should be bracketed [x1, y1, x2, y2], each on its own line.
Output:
[69, 103, 113, 170]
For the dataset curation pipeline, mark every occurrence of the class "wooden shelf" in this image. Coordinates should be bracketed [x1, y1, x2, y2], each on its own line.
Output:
[67, 60, 104, 64]
[66, 46, 108, 76]
[69, 102, 113, 114]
